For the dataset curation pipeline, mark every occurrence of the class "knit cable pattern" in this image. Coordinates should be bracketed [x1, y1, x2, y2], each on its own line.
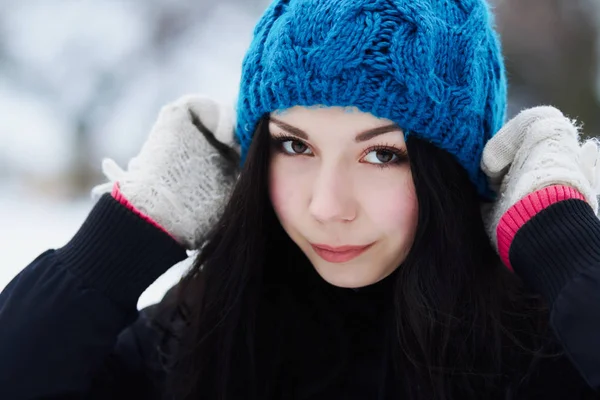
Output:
[236, 0, 507, 197]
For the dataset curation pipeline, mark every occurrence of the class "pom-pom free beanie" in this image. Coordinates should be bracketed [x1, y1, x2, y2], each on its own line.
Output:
[236, 0, 507, 197]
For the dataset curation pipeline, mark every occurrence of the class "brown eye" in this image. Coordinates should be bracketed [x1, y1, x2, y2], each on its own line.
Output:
[363, 149, 399, 165]
[375, 150, 394, 163]
[282, 139, 312, 155]
[292, 141, 308, 153]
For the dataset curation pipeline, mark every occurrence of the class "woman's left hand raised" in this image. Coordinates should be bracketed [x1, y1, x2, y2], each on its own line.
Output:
[480, 106, 600, 269]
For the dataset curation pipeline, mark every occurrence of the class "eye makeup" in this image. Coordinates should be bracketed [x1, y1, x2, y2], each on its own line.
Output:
[269, 132, 408, 168]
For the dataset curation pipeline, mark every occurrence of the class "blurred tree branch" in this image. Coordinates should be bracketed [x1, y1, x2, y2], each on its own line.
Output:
[493, 0, 600, 136]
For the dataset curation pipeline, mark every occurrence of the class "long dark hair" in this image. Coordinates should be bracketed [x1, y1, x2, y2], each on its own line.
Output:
[166, 117, 553, 399]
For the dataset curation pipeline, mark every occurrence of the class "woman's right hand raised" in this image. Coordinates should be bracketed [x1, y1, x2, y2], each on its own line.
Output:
[91, 95, 240, 250]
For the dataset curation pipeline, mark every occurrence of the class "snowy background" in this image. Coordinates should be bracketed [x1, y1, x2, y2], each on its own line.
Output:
[1, 0, 600, 309]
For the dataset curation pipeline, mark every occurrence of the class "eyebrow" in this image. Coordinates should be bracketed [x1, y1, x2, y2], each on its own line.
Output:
[269, 117, 401, 142]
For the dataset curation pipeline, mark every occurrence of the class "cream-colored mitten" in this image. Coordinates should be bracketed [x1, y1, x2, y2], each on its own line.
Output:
[481, 106, 600, 250]
[91, 95, 240, 249]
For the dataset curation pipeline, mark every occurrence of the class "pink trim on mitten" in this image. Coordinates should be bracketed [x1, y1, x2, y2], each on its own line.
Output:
[497, 185, 585, 271]
[111, 183, 176, 240]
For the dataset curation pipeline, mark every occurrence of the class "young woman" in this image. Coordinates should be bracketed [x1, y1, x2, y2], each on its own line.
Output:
[2, 0, 600, 399]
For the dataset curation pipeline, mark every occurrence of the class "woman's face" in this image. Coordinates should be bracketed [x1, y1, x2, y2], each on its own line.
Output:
[268, 106, 418, 288]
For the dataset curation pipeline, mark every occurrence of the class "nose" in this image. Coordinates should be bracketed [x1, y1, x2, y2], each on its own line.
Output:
[309, 164, 357, 223]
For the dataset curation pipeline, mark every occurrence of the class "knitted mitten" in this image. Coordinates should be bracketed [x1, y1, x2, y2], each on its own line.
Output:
[91, 95, 240, 249]
[481, 106, 600, 264]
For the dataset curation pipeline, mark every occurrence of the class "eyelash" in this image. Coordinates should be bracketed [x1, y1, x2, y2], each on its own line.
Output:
[270, 133, 409, 169]
[360, 144, 409, 169]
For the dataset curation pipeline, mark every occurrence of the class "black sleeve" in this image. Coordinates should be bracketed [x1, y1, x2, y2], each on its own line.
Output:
[0, 194, 187, 400]
[509, 199, 600, 391]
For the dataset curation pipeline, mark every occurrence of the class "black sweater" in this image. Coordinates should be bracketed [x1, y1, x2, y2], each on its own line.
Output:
[1, 194, 600, 399]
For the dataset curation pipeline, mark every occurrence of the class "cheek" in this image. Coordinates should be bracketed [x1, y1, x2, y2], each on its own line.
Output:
[360, 170, 418, 235]
[269, 157, 310, 225]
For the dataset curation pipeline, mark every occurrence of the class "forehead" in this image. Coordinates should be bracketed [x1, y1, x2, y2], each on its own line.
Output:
[270, 106, 398, 135]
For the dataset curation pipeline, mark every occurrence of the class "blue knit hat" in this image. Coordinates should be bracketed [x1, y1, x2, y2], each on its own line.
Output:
[236, 0, 507, 197]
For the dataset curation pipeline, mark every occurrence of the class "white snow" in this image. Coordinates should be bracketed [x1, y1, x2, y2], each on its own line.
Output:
[0, 88, 73, 177]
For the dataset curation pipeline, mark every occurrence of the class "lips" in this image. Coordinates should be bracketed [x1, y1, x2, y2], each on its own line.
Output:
[310, 243, 373, 263]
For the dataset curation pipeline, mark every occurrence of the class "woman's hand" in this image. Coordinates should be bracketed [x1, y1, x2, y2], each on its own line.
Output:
[480, 106, 600, 267]
[91, 95, 240, 250]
